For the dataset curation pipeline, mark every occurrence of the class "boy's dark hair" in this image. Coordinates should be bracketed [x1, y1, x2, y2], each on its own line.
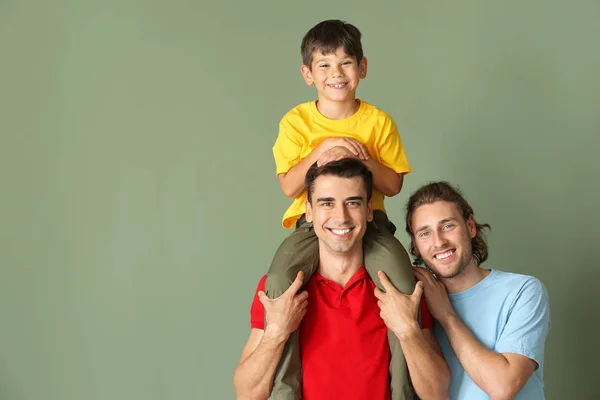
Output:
[405, 181, 491, 266]
[305, 158, 373, 204]
[301, 20, 364, 68]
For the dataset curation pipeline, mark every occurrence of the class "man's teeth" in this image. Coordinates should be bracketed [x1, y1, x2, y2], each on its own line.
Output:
[331, 228, 351, 235]
[435, 250, 454, 260]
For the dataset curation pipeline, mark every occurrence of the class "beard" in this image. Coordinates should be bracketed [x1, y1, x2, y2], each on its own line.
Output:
[423, 247, 473, 279]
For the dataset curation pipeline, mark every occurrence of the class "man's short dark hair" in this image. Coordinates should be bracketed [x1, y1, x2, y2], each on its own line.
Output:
[301, 20, 364, 68]
[305, 158, 373, 204]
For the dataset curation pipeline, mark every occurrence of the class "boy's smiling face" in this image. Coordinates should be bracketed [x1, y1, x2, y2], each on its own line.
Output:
[301, 47, 367, 104]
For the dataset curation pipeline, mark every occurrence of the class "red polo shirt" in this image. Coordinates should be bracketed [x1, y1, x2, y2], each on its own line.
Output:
[250, 267, 433, 400]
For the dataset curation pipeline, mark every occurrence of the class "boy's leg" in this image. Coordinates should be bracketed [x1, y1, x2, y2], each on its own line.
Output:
[364, 210, 418, 400]
[265, 216, 318, 400]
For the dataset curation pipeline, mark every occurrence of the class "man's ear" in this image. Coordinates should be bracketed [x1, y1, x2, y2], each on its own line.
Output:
[305, 199, 313, 222]
[467, 215, 477, 238]
[367, 199, 373, 222]
[412, 238, 420, 256]
[359, 56, 368, 79]
[301, 64, 314, 85]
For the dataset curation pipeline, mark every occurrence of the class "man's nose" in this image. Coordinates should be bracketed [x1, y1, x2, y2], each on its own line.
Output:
[432, 232, 449, 248]
[332, 205, 349, 222]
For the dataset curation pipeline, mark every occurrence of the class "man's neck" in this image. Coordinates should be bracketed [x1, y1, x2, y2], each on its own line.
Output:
[317, 246, 363, 288]
[316, 98, 359, 120]
[441, 263, 491, 294]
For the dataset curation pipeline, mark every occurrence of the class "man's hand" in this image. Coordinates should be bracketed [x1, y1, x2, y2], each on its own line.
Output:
[374, 271, 423, 338]
[413, 267, 456, 324]
[317, 137, 370, 161]
[258, 271, 309, 342]
[317, 146, 357, 166]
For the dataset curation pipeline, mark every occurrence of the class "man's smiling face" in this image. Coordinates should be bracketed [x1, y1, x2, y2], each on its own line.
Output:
[305, 174, 372, 257]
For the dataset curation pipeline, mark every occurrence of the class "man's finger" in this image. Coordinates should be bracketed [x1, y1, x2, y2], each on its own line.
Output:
[413, 266, 435, 285]
[373, 287, 384, 300]
[258, 291, 270, 306]
[412, 267, 426, 280]
[412, 281, 424, 301]
[377, 270, 394, 292]
[296, 290, 309, 302]
[285, 271, 304, 296]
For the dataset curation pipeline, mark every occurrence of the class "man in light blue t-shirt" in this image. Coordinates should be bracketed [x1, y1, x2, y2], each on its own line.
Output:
[404, 181, 551, 400]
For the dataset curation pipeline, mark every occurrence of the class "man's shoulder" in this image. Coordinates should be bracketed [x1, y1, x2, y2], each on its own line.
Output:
[490, 269, 545, 287]
[488, 269, 549, 301]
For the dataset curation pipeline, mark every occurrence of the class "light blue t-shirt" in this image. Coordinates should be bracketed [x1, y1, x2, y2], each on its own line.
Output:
[434, 269, 551, 400]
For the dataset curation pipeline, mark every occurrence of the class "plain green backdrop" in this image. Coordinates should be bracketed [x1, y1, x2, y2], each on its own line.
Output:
[1, 0, 599, 399]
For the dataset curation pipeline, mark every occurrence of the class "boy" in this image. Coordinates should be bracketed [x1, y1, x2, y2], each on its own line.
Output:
[267, 20, 416, 399]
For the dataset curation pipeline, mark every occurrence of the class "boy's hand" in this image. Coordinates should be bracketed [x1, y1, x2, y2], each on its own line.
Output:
[317, 146, 357, 166]
[258, 272, 309, 342]
[319, 137, 370, 161]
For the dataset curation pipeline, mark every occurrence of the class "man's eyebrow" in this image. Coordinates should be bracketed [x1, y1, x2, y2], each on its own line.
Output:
[440, 217, 458, 224]
[415, 224, 430, 234]
[345, 196, 364, 202]
[414, 217, 457, 233]
[316, 197, 335, 202]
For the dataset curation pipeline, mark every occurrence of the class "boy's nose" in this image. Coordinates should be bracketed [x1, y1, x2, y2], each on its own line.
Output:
[330, 66, 343, 78]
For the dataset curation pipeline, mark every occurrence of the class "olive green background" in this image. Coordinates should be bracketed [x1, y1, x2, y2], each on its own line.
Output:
[1, 0, 598, 399]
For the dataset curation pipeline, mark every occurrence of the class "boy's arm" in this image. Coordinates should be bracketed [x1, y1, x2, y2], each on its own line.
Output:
[362, 158, 405, 197]
[277, 148, 327, 199]
[369, 116, 410, 197]
[280, 146, 404, 198]
[277, 138, 367, 199]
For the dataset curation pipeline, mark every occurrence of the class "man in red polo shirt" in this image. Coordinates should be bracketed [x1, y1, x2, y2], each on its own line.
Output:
[233, 159, 450, 400]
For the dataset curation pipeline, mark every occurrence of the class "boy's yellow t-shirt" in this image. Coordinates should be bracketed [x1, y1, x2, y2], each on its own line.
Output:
[273, 100, 411, 229]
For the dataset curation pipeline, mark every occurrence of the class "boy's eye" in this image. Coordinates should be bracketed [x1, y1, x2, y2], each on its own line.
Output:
[319, 64, 329, 68]
[343, 61, 353, 65]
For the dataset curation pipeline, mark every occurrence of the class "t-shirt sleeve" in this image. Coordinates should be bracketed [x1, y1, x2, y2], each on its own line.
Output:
[250, 275, 267, 329]
[272, 118, 302, 176]
[419, 297, 434, 329]
[376, 116, 411, 175]
[494, 278, 551, 369]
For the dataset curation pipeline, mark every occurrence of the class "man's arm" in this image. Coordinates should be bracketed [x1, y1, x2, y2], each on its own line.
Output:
[375, 271, 450, 400]
[397, 327, 450, 400]
[233, 328, 286, 400]
[414, 268, 549, 400]
[233, 273, 308, 400]
[440, 314, 536, 400]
